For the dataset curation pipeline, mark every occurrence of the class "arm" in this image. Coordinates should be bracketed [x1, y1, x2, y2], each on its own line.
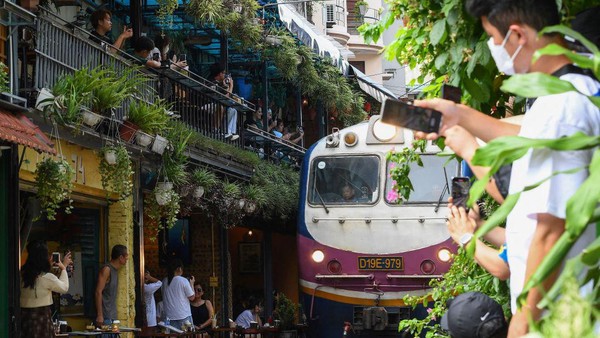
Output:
[414, 99, 520, 142]
[186, 276, 196, 301]
[200, 300, 215, 329]
[95, 266, 110, 326]
[145, 60, 162, 69]
[112, 26, 133, 51]
[49, 252, 72, 293]
[507, 213, 564, 338]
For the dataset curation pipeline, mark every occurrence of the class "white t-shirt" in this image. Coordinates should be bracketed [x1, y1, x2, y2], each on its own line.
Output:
[506, 72, 600, 313]
[20, 270, 69, 308]
[144, 280, 162, 327]
[161, 276, 194, 321]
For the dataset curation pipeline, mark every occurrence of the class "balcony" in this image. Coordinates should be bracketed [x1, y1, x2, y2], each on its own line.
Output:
[346, 7, 383, 54]
[28, 9, 305, 170]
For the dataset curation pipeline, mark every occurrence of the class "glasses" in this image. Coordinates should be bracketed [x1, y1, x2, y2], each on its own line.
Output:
[196, 289, 203, 292]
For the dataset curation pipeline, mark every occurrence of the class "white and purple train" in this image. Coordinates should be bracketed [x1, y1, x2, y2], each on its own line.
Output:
[298, 116, 460, 337]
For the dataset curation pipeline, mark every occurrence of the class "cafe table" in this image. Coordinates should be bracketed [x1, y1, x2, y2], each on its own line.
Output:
[212, 326, 280, 338]
[68, 327, 141, 337]
[134, 327, 197, 337]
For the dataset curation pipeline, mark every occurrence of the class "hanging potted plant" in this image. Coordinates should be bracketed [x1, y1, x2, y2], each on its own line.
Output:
[243, 184, 267, 214]
[99, 144, 134, 202]
[34, 157, 75, 220]
[354, 0, 369, 18]
[145, 188, 180, 230]
[126, 99, 172, 148]
[192, 168, 217, 199]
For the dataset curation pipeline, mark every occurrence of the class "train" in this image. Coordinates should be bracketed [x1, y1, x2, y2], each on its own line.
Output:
[297, 116, 460, 337]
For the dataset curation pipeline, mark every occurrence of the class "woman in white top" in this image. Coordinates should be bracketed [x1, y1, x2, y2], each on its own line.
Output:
[20, 240, 72, 338]
[161, 259, 195, 331]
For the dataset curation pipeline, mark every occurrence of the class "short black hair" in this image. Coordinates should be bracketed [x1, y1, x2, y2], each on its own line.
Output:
[465, 0, 560, 35]
[134, 36, 155, 52]
[209, 62, 225, 79]
[111, 244, 128, 260]
[154, 34, 171, 51]
[90, 8, 111, 29]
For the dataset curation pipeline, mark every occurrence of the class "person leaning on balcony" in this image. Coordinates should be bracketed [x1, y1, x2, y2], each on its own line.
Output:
[20, 240, 72, 338]
[209, 62, 239, 141]
[133, 36, 162, 69]
[89, 8, 132, 53]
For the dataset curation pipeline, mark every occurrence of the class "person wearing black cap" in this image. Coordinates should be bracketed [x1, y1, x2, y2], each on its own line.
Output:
[441, 292, 508, 338]
[209, 63, 239, 141]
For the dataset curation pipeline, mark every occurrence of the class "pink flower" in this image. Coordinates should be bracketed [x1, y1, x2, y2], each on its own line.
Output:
[426, 308, 436, 321]
[386, 190, 398, 203]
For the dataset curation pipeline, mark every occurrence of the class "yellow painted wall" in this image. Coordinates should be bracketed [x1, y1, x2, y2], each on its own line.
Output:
[18, 140, 137, 332]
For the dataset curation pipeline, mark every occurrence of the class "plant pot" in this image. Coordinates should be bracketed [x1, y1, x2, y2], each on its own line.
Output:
[119, 120, 139, 142]
[265, 35, 283, 46]
[104, 150, 117, 165]
[35, 88, 54, 110]
[358, 4, 367, 15]
[151, 135, 169, 154]
[135, 131, 153, 147]
[157, 181, 173, 191]
[81, 109, 104, 127]
[244, 201, 257, 214]
[155, 190, 170, 206]
[193, 186, 205, 199]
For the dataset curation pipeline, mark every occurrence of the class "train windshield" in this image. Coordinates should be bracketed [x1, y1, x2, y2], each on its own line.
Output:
[385, 154, 456, 203]
[309, 156, 379, 205]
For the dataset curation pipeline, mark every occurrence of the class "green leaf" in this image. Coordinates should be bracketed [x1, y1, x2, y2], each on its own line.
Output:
[581, 236, 600, 266]
[540, 25, 599, 55]
[434, 53, 449, 71]
[430, 19, 447, 46]
[533, 44, 593, 70]
[501, 73, 578, 98]
[463, 77, 489, 103]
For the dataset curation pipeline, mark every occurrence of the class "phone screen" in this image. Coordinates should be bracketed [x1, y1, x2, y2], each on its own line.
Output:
[179, 54, 187, 62]
[441, 84, 462, 103]
[152, 52, 160, 61]
[380, 98, 442, 133]
[52, 252, 60, 263]
[451, 177, 470, 209]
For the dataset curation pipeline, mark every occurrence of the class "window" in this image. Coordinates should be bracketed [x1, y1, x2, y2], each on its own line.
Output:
[309, 155, 379, 205]
[385, 155, 458, 203]
[326, 5, 335, 23]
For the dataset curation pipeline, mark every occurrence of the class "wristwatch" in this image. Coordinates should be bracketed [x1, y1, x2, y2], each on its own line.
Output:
[459, 233, 474, 247]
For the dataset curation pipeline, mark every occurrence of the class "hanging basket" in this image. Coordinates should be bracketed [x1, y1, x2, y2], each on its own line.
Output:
[244, 201, 257, 214]
[157, 181, 173, 191]
[151, 135, 169, 154]
[135, 131, 153, 147]
[104, 149, 118, 165]
[155, 190, 170, 206]
[193, 186, 205, 199]
[81, 108, 104, 127]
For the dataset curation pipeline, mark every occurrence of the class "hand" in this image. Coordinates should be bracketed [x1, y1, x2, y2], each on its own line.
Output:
[144, 271, 151, 282]
[443, 125, 479, 160]
[121, 26, 133, 39]
[507, 311, 529, 338]
[447, 205, 477, 245]
[189, 275, 195, 284]
[176, 60, 187, 68]
[58, 251, 72, 271]
[413, 98, 460, 140]
[96, 316, 104, 328]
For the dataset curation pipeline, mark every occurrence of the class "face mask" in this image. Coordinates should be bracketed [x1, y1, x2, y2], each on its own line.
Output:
[487, 30, 523, 75]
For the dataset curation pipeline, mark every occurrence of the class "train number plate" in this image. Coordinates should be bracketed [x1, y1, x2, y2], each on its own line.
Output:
[358, 257, 404, 270]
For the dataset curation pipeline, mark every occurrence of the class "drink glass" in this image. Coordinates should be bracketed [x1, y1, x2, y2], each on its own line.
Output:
[53, 321, 60, 335]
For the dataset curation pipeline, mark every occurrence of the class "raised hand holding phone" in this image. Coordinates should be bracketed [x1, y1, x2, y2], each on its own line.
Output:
[380, 98, 442, 133]
[451, 177, 470, 209]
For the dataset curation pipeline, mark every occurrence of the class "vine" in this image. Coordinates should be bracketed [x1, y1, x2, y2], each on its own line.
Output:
[99, 144, 134, 203]
[144, 189, 180, 231]
[386, 139, 427, 203]
[34, 158, 75, 220]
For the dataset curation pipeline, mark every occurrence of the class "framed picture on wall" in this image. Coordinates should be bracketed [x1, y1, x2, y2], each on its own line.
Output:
[239, 242, 262, 274]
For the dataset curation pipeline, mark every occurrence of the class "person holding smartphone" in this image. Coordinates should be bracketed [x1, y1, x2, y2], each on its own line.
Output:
[415, 1, 600, 336]
[20, 240, 72, 338]
[209, 63, 239, 141]
[89, 8, 132, 53]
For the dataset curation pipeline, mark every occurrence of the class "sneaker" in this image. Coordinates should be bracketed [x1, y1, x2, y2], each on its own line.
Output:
[224, 133, 232, 139]
[230, 134, 239, 141]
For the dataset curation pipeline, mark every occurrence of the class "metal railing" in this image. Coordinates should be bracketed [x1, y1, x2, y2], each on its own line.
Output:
[347, 8, 380, 35]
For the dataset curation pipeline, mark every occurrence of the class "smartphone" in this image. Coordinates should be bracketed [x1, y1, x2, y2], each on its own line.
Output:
[451, 177, 470, 209]
[52, 252, 60, 264]
[152, 52, 160, 61]
[380, 98, 442, 133]
[179, 54, 187, 62]
[441, 84, 462, 103]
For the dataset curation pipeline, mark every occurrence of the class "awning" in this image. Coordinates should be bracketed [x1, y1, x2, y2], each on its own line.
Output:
[277, 1, 354, 73]
[0, 111, 55, 154]
[348, 65, 398, 102]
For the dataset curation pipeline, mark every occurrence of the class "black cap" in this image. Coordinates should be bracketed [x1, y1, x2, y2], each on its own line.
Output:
[441, 292, 507, 338]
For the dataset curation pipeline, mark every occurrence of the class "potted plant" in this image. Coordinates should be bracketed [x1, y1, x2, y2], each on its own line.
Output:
[99, 144, 134, 202]
[192, 168, 217, 198]
[34, 157, 75, 220]
[126, 98, 172, 147]
[275, 293, 300, 337]
[145, 188, 180, 229]
[91, 67, 144, 116]
[243, 184, 267, 214]
[354, 0, 368, 17]
[162, 121, 194, 186]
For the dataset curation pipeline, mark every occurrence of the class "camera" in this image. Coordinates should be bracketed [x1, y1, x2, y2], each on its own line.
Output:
[52, 252, 60, 264]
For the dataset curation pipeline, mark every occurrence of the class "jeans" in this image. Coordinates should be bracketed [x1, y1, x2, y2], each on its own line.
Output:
[226, 107, 238, 135]
[170, 315, 193, 332]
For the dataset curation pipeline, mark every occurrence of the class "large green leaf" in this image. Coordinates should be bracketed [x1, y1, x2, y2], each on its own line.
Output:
[430, 19, 447, 46]
[533, 44, 594, 70]
[540, 25, 599, 55]
[464, 77, 489, 103]
[501, 73, 578, 98]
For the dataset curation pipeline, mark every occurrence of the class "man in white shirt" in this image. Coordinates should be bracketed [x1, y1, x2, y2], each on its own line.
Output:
[415, 1, 600, 336]
[144, 271, 162, 328]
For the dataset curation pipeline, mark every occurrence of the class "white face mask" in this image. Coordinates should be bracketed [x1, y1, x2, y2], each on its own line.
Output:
[487, 30, 523, 75]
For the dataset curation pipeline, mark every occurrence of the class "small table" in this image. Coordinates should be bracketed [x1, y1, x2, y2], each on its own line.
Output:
[134, 328, 196, 338]
[212, 326, 279, 338]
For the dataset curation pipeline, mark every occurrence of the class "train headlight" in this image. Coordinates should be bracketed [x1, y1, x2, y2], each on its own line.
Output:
[344, 132, 358, 147]
[372, 119, 397, 142]
[420, 259, 436, 274]
[437, 248, 452, 262]
[312, 250, 325, 263]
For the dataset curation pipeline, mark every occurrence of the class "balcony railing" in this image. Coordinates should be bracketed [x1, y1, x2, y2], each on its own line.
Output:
[347, 8, 380, 35]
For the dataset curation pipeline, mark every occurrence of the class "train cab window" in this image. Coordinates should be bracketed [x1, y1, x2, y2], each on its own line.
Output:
[309, 156, 379, 205]
[385, 155, 458, 203]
